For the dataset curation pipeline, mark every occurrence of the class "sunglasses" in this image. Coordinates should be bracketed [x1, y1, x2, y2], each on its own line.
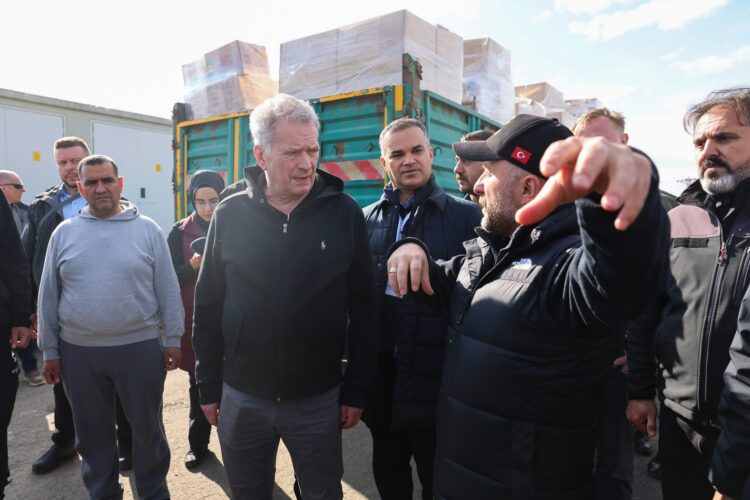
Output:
[1, 183, 23, 189]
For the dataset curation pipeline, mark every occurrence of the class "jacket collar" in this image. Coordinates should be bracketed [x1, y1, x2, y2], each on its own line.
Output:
[678, 176, 750, 211]
[242, 165, 344, 213]
[377, 174, 447, 212]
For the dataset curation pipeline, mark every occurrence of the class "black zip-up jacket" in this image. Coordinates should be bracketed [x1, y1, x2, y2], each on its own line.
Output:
[394, 170, 669, 499]
[362, 176, 481, 432]
[1, 190, 32, 375]
[628, 178, 750, 430]
[710, 305, 750, 498]
[192, 166, 377, 408]
[21, 184, 80, 301]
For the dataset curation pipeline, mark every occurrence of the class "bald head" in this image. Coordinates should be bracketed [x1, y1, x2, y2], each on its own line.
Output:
[0, 170, 25, 204]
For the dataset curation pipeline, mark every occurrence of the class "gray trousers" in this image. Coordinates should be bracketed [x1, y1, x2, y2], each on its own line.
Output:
[60, 339, 170, 500]
[218, 384, 343, 500]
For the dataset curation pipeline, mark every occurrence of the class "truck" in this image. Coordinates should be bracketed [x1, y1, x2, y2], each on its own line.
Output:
[171, 54, 501, 220]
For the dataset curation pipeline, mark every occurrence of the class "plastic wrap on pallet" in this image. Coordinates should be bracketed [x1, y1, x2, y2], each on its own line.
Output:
[182, 41, 275, 121]
[279, 10, 463, 103]
[545, 110, 576, 129]
[515, 82, 565, 111]
[565, 98, 603, 118]
[514, 97, 546, 117]
[462, 37, 513, 124]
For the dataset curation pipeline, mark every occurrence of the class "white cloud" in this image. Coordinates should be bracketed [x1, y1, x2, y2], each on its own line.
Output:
[669, 45, 750, 74]
[554, 0, 631, 15]
[660, 48, 684, 61]
[569, 0, 729, 41]
[533, 9, 553, 22]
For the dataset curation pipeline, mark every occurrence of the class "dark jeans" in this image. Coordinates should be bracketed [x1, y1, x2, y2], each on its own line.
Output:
[187, 373, 210, 451]
[659, 406, 716, 500]
[15, 339, 37, 374]
[594, 366, 634, 500]
[1, 346, 19, 499]
[370, 427, 436, 500]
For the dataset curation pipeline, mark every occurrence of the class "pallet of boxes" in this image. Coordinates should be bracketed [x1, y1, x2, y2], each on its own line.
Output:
[279, 10, 464, 104]
[182, 41, 277, 121]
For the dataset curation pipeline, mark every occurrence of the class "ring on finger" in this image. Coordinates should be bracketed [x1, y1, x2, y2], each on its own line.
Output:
[389, 267, 397, 273]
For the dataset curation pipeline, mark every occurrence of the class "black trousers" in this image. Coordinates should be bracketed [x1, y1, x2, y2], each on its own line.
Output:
[187, 373, 210, 451]
[51, 381, 132, 450]
[1, 343, 19, 498]
[594, 366, 634, 500]
[659, 406, 716, 500]
[370, 427, 436, 500]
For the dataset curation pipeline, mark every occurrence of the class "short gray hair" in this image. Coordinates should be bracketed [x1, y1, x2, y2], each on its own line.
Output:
[379, 117, 429, 157]
[78, 155, 119, 179]
[249, 94, 320, 153]
[684, 87, 750, 133]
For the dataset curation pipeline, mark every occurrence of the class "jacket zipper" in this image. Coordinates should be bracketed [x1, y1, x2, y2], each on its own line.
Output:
[697, 232, 732, 418]
[277, 214, 289, 402]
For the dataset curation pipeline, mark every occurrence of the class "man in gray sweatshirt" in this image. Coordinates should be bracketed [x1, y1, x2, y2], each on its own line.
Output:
[37, 154, 183, 500]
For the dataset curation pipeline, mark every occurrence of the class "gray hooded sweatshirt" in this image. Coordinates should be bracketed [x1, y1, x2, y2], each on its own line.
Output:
[37, 201, 184, 361]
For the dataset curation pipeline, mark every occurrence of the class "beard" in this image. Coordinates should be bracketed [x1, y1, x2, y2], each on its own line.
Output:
[479, 188, 520, 237]
[700, 156, 750, 195]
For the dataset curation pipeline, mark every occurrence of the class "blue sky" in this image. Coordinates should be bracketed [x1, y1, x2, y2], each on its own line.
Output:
[2, 0, 748, 194]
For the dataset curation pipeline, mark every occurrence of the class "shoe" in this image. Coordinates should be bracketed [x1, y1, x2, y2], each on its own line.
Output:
[633, 431, 653, 456]
[24, 370, 45, 387]
[646, 457, 661, 480]
[119, 449, 132, 471]
[184, 448, 207, 469]
[32, 443, 76, 474]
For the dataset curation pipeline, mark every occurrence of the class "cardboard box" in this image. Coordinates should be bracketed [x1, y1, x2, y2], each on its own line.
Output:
[565, 98, 603, 118]
[515, 82, 565, 111]
[280, 10, 463, 103]
[205, 41, 271, 83]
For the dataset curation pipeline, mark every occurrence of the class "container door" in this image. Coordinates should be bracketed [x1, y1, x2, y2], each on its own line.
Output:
[91, 121, 173, 232]
[0, 106, 65, 203]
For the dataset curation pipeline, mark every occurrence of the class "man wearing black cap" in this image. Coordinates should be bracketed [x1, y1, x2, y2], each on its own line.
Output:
[387, 114, 671, 498]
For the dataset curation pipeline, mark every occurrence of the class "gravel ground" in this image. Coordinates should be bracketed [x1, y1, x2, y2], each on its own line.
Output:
[6, 367, 663, 499]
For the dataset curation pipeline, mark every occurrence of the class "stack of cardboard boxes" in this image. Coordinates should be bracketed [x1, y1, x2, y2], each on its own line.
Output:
[461, 37, 514, 124]
[279, 10, 464, 104]
[183, 41, 277, 121]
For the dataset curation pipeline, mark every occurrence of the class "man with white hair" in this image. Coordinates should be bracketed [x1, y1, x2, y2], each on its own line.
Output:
[193, 93, 377, 499]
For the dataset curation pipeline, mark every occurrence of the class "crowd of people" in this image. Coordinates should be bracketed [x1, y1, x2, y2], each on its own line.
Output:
[1, 86, 749, 500]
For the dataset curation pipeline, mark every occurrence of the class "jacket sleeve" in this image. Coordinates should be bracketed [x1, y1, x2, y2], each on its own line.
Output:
[547, 153, 671, 337]
[151, 226, 185, 348]
[36, 230, 61, 361]
[710, 298, 750, 498]
[0, 191, 31, 329]
[627, 283, 670, 400]
[21, 201, 40, 309]
[386, 236, 465, 310]
[341, 210, 378, 408]
[192, 213, 226, 405]
[167, 222, 197, 288]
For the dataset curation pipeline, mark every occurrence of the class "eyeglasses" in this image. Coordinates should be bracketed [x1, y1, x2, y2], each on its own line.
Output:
[194, 198, 220, 208]
[0, 183, 23, 189]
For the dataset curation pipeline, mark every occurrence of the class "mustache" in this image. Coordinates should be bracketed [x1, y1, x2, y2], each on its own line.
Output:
[701, 157, 731, 172]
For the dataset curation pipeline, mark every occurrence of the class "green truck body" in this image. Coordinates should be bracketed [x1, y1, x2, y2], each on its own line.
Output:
[172, 54, 501, 219]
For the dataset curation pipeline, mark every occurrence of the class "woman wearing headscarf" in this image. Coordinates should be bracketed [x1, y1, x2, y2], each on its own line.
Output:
[167, 170, 224, 469]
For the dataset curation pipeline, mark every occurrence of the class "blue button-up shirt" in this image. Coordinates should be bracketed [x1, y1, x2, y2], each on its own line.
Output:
[59, 188, 87, 220]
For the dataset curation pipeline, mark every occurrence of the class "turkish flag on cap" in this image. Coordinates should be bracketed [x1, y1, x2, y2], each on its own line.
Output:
[511, 146, 531, 165]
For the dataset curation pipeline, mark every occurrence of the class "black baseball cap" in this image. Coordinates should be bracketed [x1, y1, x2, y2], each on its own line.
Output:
[452, 115, 573, 177]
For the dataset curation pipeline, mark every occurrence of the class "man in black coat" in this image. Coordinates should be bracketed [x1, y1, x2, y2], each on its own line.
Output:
[0, 189, 33, 498]
[387, 115, 670, 499]
[362, 117, 481, 499]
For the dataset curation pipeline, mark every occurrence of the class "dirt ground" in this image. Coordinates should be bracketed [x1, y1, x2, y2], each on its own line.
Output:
[6, 366, 663, 500]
